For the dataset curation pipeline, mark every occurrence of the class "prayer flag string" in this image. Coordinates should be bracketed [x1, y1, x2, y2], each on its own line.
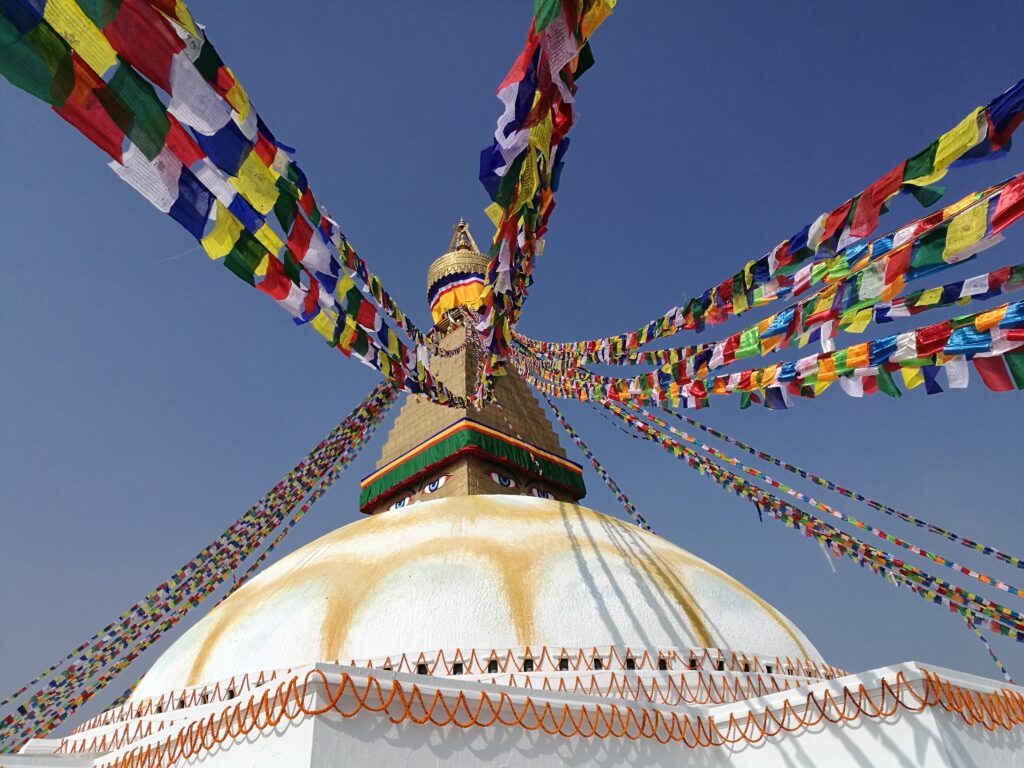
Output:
[516, 79, 1024, 363]
[609, 399, 1024, 600]
[591, 395, 1024, 641]
[0, 0, 462, 404]
[964, 615, 1017, 685]
[476, 0, 616, 399]
[537, 389, 653, 533]
[0, 382, 396, 752]
[651, 405, 1024, 569]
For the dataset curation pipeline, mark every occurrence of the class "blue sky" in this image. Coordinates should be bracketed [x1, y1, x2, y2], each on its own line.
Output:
[1, 1, 1022, 725]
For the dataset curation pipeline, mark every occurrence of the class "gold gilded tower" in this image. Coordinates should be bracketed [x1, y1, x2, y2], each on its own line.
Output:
[359, 221, 585, 514]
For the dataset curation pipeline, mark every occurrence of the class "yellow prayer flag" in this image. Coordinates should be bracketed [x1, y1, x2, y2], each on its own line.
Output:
[171, 0, 201, 37]
[915, 287, 944, 307]
[934, 108, 985, 171]
[484, 202, 503, 229]
[844, 308, 873, 334]
[224, 72, 251, 119]
[529, 114, 553, 164]
[943, 200, 988, 261]
[311, 310, 337, 342]
[200, 202, 243, 260]
[732, 288, 749, 315]
[760, 334, 783, 355]
[517, 148, 539, 208]
[338, 316, 358, 351]
[942, 193, 977, 218]
[44, 0, 118, 75]
[230, 151, 279, 215]
[255, 224, 284, 256]
[335, 273, 355, 300]
[811, 284, 837, 315]
[581, 0, 616, 38]
[900, 366, 924, 390]
[975, 306, 1006, 332]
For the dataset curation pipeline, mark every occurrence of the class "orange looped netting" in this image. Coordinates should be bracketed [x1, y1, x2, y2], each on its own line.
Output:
[81, 667, 1023, 768]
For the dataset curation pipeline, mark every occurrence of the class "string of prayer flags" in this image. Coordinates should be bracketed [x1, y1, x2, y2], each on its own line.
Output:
[476, 0, 616, 400]
[521, 297, 1024, 407]
[653, 405, 1024, 569]
[0, 0, 461, 404]
[593, 397, 1024, 640]
[520, 180, 1022, 374]
[537, 389, 653, 532]
[610, 400, 1024, 600]
[964, 616, 1018, 685]
[0, 383, 397, 752]
[517, 79, 1024, 365]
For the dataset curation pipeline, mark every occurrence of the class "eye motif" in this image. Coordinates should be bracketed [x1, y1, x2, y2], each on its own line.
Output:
[530, 488, 552, 499]
[423, 474, 451, 494]
[488, 472, 518, 489]
[388, 495, 413, 511]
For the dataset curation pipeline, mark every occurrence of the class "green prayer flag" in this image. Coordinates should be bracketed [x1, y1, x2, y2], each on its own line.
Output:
[192, 40, 223, 83]
[281, 249, 302, 285]
[575, 41, 595, 79]
[908, 183, 946, 207]
[1005, 351, 1024, 389]
[534, 0, 562, 31]
[106, 61, 170, 160]
[910, 222, 949, 271]
[832, 350, 851, 376]
[223, 230, 265, 286]
[736, 326, 761, 359]
[77, 0, 123, 28]
[273, 178, 299, 232]
[494, 154, 525, 208]
[904, 140, 939, 183]
[0, 17, 73, 106]
[876, 368, 902, 398]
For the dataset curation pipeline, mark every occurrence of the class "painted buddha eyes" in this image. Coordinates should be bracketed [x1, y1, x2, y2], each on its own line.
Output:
[531, 488, 552, 499]
[388, 495, 412, 511]
[488, 472, 517, 488]
[424, 474, 451, 494]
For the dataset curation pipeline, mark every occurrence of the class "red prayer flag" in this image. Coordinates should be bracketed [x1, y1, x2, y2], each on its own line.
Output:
[821, 200, 853, 244]
[915, 323, 952, 356]
[850, 162, 906, 237]
[355, 299, 379, 331]
[253, 131, 277, 167]
[286, 214, 313, 260]
[992, 176, 1024, 234]
[164, 116, 204, 166]
[498, 24, 540, 91]
[298, 189, 317, 217]
[53, 54, 125, 162]
[103, 0, 185, 92]
[884, 243, 912, 285]
[973, 356, 1014, 391]
[255, 255, 291, 301]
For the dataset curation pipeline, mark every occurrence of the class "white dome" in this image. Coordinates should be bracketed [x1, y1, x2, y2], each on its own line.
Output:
[132, 496, 822, 699]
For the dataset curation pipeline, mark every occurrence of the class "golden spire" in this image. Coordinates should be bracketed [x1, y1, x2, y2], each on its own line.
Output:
[357, 222, 585, 515]
[425, 219, 490, 324]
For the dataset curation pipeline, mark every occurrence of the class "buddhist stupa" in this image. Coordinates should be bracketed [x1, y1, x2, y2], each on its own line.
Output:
[15, 223, 1022, 768]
